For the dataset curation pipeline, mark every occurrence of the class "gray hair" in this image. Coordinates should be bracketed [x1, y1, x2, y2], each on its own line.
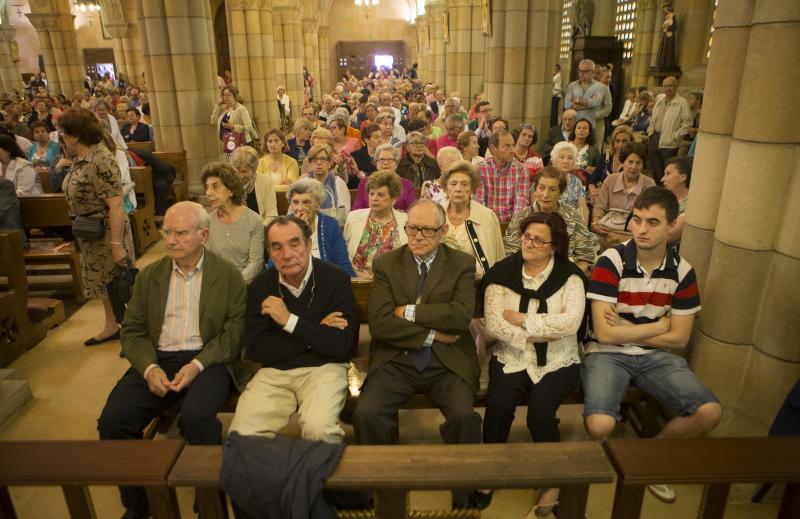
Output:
[436, 146, 463, 170]
[328, 114, 349, 130]
[551, 140, 578, 159]
[229, 145, 259, 172]
[446, 114, 464, 126]
[293, 118, 315, 133]
[406, 131, 427, 144]
[286, 177, 325, 205]
[374, 143, 400, 161]
[579, 59, 595, 69]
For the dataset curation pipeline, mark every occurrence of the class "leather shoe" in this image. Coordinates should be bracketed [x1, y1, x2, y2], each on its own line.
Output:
[85, 329, 120, 346]
[470, 490, 493, 509]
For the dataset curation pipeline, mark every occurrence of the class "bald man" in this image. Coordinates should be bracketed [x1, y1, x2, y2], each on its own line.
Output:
[541, 108, 578, 160]
[647, 76, 693, 182]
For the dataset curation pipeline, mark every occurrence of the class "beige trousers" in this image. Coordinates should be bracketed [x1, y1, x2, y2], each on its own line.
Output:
[229, 363, 350, 443]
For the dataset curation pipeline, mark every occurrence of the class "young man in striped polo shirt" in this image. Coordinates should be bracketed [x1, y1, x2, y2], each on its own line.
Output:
[582, 187, 722, 503]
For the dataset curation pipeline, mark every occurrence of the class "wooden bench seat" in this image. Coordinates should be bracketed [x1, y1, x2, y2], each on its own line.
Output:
[0, 439, 184, 519]
[605, 437, 800, 519]
[169, 442, 615, 519]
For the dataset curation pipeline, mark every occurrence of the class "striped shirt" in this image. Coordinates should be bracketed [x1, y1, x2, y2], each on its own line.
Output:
[157, 254, 205, 353]
[585, 239, 700, 355]
[474, 157, 530, 224]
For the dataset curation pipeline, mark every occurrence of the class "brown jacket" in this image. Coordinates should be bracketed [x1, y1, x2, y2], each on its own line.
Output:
[367, 244, 479, 392]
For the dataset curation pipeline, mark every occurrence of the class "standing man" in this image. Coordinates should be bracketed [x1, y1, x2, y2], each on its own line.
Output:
[583, 187, 721, 504]
[474, 129, 530, 223]
[550, 64, 563, 129]
[98, 201, 248, 519]
[353, 199, 481, 510]
[594, 65, 613, 152]
[229, 215, 357, 442]
[563, 59, 603, 134]
[647, 76, 692, 182]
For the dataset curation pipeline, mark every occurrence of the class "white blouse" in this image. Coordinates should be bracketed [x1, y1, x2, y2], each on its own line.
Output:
[484, 257, 585, 384]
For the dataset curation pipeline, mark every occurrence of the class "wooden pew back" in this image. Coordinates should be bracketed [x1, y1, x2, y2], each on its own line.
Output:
[129, 166, 159, 255]
[18, 193, 72, 229]
[0, 231, 37, 366]
[35, 168, 54, 193]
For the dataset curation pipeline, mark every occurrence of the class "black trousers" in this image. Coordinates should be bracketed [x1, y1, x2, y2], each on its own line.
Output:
[550, 96, 561, 129]
[353, 352, 482, 505]
[647, 132, 678, 184]
[483, 355, 580, 444]
[152, 172, 175, 216]
[97, 351, 233, 513]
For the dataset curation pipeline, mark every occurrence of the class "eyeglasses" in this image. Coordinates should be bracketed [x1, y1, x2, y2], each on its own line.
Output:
[377, 157, 397, 163]
[578, 69, 593, 74]
[521, 233, 553, 248]
[408, 141, 427, 146]
[309, 157, 330, 163]
[160, 229, 195, 240]
[404, 225, 442, 238]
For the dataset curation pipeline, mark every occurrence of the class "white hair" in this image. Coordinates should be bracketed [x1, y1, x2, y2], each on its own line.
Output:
[286, 177, 326, 205]
[551, 140, 578, 159]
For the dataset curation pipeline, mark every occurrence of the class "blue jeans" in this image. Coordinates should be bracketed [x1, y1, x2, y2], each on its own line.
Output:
[582, 350, 718, 421]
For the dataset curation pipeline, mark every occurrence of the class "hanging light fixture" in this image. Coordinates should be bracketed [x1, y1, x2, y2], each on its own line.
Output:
[75, 0, 101, 13]
[354, 0, 379, 20]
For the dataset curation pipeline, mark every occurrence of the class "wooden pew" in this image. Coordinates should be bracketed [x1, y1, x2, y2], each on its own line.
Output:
[129, 165, 159, 255]
[35, 167, 54, 193]
[17, 194, 86, 302]
[0, 440, 184, 519]
[169, 442, 615, 519]
[152, 150, 187, 204]
[605, 437, 800, 519]
[130, 140, 155, 152]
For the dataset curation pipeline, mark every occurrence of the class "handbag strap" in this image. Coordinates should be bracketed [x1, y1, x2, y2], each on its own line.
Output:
[465, 219, 490, 275]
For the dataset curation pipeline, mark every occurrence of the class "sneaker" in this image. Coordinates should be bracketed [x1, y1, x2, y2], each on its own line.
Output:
[647, 483, 676, 503]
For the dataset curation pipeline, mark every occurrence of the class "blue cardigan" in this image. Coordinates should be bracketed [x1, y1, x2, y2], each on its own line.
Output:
[267, 212, 355, 277]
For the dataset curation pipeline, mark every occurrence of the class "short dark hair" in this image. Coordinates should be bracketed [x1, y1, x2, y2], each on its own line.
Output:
[406, 119, 427, 133]
[57, 108, 104, 145]
[665, 156, 692, 187]
[518, 212, 570, 261]
[619, 142, 646, 166]
[513, 123, 538, 146]
[568, 118, 596, 146]
[532, 166, 566, 194]
[489, 128, 512, 149]
[125, 108, 140, 117]
[634, 186, 680, 223]
[29, 120, 49, 133]
[0, 134, 25, 160]
[362, 122, 381, 141]
[475, 101, 490, 112]
[555, 64, 561, 71]
[265, 214, 312, 244]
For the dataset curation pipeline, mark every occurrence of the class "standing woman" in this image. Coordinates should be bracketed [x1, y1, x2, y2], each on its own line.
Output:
[256, 128, 299, 190]
[477, 212, 586, 516]
[58, 108, 135, 345]
[92, 99, 126, 150]
[31, 98, 55, 132]
[276, 85, 291, 132]
[211, 85, 259, 157]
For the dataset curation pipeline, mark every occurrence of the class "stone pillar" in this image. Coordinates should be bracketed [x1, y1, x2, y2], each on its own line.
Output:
[272, 10, 287, 93]
[630, 0, 659, 89]
[318, 25, 332, 93]
[98, 0, 143, 82]
[483, 0, 506, 110]
[446, 0, 472, 100]
[122, 1, 144, 82]
[302, 17, 321, 102]
[405, 23, 418, 78]
[468, 0, 485, 101]
[0, 21, 21, 92]
[520, 0, 560, 135]
[427, 1, 446, 88]
[682, 0, 800, 437]
[226, 0, 280, 135]
[136, 0, 219, 194]
[274, 7, 305, 112]
[498, 0, 527, 126]
[26, 7, 83, 96]
[416, 14, 430, 82]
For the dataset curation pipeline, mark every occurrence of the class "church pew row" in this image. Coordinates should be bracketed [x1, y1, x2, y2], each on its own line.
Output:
[2, 438, 799, 519]
[151, 150, 187, 205]
[129, 165, 159, 255]
[145, 278, 660, 440]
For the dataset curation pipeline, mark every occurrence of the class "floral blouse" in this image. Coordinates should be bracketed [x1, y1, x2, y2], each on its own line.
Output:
[559, 173, 587, 209]
[352, 216, 401, 273]
[420, 179, 447, 205]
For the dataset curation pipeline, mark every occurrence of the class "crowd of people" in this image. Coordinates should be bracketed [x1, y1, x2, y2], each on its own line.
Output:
[1, 64, 713, 518]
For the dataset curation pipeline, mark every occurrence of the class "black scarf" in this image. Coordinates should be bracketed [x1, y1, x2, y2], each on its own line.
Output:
[480, 252, 587, 366]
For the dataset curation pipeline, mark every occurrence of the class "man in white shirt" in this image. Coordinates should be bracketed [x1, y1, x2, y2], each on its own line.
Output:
[550, 64, 563, 128]
[647, 76, 693, 182]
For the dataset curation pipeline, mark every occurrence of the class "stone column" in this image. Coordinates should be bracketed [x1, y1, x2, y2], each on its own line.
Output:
[302, 17, 321, 101]
[25, 9, 83, 96]
[272, 10, 287, 93]
[136, 0, 219, 193]
[520, 0, 560, 134]
[226, 0, 280, 135]
[274, 7, 305, 112]
[682, 0, 800, 436]
[318, 25, 332, 93]
[630, 0, 659, 89]
[122, 0, 144, 82]
[404, 23, 418, 78]
[427, 1, 446, 88]
[98, 0, 143, 82]
[468, 0, 485, 102]
[498, 0, 527, 126]
[415, 14, 430, 82]
[446, 0, 471, 100]
[0, 21, 21, 92]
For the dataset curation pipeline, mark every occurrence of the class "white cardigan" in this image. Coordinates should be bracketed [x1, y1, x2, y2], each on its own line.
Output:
[343, 208, 408, 261]
[2, 158, 41, 195]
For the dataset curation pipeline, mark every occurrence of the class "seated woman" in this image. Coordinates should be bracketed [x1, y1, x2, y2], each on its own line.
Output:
[612, 88, 639, 127]
[591, 142, 656, 238]
[351, 123, 380, 176]
[303, 143, 350, 224]
[231, 145, 278, 224]
[512, 123, 544, 180]
[285, 177, 355, 277]
[568, 118, 598, 181]
[344, 170, 408, 279]
[456, 130, 483, 166]
[27, 120, 61, 173]
[0, 134, 40, 195]
[119, 108, 151, 143]
[439, 160, 504, 277]
[588, 125, 634, 206]
[420, 146, 462, 205]
[30, 98, 54, 132]
[661, 156, 691, 252]
[351, 144, 416, 211]
[256, 128, 299, 191]
[328, 114, 361, 156]
[478, 211, 586, 517]
[631, 91, 652, 135]
[549, 141, 589, 224]
[202, 161, 264, 284]
[310, 127, 360, 188]
[287, 118, 313, 169]
[504, 167, 596, 273]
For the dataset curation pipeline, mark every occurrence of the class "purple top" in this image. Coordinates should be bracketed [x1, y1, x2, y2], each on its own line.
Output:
[351, 175, 417, 211]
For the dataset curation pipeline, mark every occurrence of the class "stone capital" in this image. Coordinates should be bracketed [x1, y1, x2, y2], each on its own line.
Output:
[0, 24, 15, 43]
[302, 17, 319, 32]
[103, 22, 128, 39]
[97, 0, 126, 25]
[449, 0, 473, 8]
[318, 25, 330, 36]
[25, 13, 59, 32]
[274, 6, 302, 24]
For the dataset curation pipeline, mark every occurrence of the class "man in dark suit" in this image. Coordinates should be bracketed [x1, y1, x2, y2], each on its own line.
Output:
[353, 199, 481, 509]
[540, 108, 577, 163]
[97, 201, 248, 519]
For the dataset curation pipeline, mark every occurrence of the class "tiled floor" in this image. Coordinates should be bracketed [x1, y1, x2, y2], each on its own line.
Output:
[0, 241, 784, 518]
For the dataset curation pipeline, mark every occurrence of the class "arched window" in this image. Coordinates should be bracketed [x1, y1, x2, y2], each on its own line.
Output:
[614, 0, 637, 61]
[560, 0, 574, 60]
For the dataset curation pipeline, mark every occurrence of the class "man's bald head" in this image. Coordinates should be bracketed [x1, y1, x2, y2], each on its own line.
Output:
[662, 76, 679, 99]
[561, 109, 578, 132]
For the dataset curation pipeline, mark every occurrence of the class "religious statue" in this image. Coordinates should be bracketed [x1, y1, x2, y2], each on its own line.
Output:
[655, 4, 678, 68]
[571, 0, 594, 36]
[481, 0, 491, 36]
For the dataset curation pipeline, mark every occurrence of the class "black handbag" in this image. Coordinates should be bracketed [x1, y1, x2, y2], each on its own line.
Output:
[71, 212, 106, 240]
[106, 263, 139, 324]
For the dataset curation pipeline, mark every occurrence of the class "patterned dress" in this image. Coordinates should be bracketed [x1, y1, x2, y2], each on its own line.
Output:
[64, 143, 135, 298]
[351, 217, 401, 273]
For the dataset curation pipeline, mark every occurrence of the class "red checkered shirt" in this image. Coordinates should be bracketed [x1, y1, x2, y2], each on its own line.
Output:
[475, 158, 530, 223]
